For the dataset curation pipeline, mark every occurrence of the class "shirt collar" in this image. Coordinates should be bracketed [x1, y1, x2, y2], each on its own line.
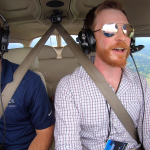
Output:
[89, 55, 95, 64]
[1, 58, 13, 85]
[116, 67, 131, 96]
[87, 56, 132, 95]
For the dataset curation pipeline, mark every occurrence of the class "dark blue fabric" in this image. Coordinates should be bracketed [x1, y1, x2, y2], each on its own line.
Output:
[0, 59, 55, 150]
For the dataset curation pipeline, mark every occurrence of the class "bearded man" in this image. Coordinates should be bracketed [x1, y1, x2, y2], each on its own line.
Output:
[54, 0, 150, 149]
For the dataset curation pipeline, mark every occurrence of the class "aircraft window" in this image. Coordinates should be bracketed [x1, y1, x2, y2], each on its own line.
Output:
[127, 37, 150, 86]
[61, 35, 78, 46]
[8, 43, 24, 49]
[30, 35, 57, 47]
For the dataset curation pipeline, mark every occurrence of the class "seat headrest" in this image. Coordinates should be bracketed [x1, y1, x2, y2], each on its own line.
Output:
[38, 45, 57, 59]
[3, 47, 39, 70]
[61, 45, 75, 58]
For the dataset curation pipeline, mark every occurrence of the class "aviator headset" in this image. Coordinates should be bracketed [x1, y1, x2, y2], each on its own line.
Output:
[0, 13, 10, 55]
[78, 22, 135, 54]
[77, 3, 135, 55]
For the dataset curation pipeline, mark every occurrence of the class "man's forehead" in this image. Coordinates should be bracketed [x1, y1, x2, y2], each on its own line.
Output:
[95, 9, 129, 27]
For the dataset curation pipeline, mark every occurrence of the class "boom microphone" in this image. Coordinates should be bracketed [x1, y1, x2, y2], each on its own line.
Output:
[131, 45, 145, 53]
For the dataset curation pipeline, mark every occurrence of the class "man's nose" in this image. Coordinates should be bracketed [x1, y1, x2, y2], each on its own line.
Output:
[115, 27, 126, 42]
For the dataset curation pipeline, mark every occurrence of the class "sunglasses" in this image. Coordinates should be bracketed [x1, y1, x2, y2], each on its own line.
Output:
[93, 23, 134, 38]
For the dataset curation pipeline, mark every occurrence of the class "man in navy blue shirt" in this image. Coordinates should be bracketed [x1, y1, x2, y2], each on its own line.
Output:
[0, 58, 55, 150]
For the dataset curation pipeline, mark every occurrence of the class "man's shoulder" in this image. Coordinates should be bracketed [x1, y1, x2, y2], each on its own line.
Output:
[7, 59, 41, 86]
[56, 66, 88, 91]
[124, 67, 148, 86]
[124, 67, 137, 77]
[24, 69, 40, 83]
[125, 67, 142, 79]
[60, 66, 88, 83]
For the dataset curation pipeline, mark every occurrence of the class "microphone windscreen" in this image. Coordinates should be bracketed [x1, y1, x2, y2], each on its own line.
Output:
[137, 45, 144, 51]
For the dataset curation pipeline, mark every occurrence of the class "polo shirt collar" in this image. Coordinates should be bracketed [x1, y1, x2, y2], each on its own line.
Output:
[1, 58, 13, 85]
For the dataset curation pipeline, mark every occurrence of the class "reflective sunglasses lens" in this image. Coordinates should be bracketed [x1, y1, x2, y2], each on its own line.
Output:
[122, 24, 134, 38]
[102, 23, 118, 37]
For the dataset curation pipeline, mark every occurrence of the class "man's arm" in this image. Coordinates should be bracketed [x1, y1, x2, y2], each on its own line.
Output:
[54, 76, 82, 150]
[28, 76, 55, 150]
[28, 125, 54, 150]
[138, 78, 150, 150]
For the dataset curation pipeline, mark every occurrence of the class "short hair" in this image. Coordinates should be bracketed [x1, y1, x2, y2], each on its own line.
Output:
[84, 0, 127, 30]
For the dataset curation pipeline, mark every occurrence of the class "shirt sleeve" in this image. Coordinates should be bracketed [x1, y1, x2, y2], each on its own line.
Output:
[54, 76, 82, 150]
[29, 76, 55, 129]
[137, 77, 150, 150]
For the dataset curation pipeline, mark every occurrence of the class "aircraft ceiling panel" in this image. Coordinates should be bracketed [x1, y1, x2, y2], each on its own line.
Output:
[0, 0, 41, 23]
[0, 0, 150, 40]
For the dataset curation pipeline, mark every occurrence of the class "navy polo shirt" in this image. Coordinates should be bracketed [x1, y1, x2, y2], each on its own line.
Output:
[0, 59, 55, 150]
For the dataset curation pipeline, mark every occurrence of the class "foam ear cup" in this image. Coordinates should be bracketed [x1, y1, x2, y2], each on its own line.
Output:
[0, 27, 9, 53]
[78, 28, 96, 54]
[0, 14, 10, 54]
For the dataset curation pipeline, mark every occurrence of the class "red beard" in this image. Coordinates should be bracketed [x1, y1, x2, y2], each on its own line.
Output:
[96, 42, 131, 68]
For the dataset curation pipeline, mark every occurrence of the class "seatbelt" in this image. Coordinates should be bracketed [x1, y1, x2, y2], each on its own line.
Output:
[0, 24, 55, 118]
[55, 24, 141, 144]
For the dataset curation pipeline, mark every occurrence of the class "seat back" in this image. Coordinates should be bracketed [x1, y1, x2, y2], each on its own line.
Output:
[3, 47, 47, 92]
[37, 45, 58, 97]
[3, 47, 39, 70]
[36, 45, 79, 98]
